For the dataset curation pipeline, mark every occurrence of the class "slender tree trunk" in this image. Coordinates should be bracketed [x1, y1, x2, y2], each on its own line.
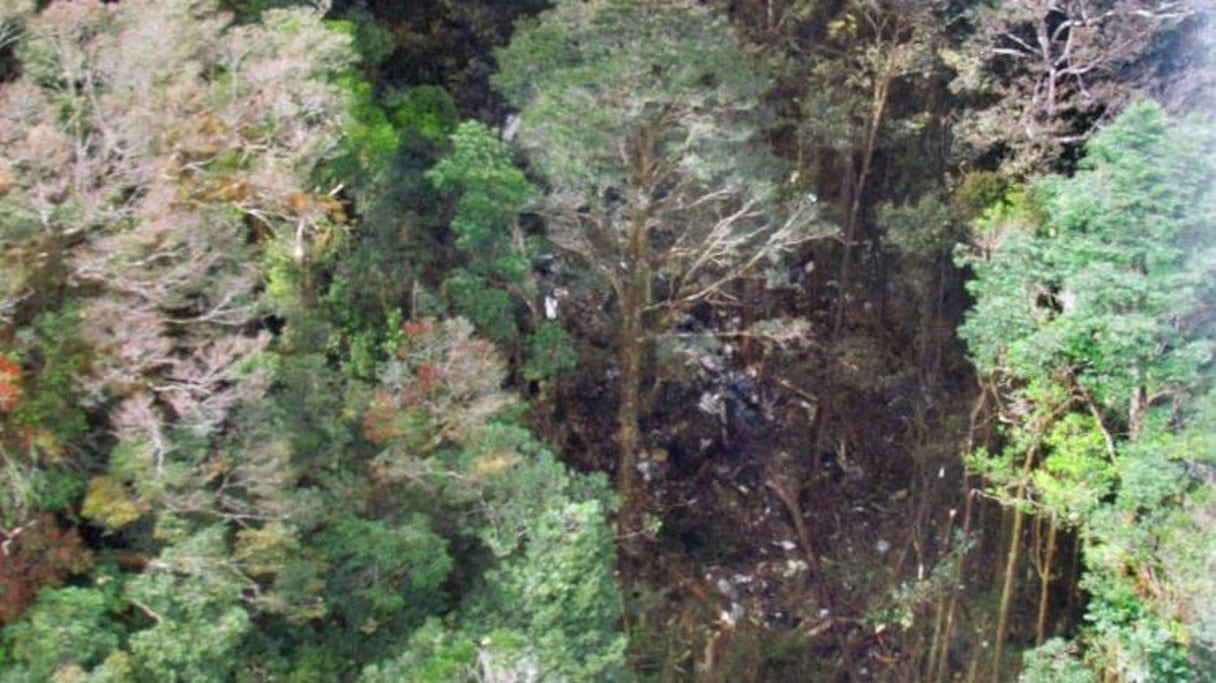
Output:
[833, 62, 893, 338]
[926, 512, 953, 680]
[1035, 513, 1059, 645]
[935, 471, 975, 682]
[1063, 536, 1082, 634]
[927, 600, 947, 680]
[766, 473, 855, 679]
[993, 447, 1038, 681]
[936, 388, 990, 681]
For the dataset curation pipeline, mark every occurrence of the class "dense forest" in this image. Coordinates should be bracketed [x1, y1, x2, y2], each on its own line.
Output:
[0, 0, 1213, 681]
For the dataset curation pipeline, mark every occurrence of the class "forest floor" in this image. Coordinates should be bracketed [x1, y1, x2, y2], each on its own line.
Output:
[551, 297, 981, 681]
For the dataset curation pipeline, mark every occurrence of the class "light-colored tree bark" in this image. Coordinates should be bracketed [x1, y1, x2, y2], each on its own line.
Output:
[950, 0, 1205, 169]
[0, 0, 352, 512]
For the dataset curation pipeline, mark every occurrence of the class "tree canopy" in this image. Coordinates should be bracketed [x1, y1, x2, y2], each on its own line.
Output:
[0, 0, 1212, 681]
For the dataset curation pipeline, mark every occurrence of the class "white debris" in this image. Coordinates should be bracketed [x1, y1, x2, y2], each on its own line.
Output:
[719, 602, 745, 627]
[875, 539, 891, 555]
[501, 113, 521, 142]
[636, 459, 657, 483]
[782, 559, 808, 577]
[728, 602, 745, 624]
[697, 392, 721, 415]
[716, 577, 738, 601]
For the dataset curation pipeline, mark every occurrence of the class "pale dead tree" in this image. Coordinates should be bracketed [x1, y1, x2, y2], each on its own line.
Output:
[0, 0, 353, 520]
[952, 0, 1205, 170]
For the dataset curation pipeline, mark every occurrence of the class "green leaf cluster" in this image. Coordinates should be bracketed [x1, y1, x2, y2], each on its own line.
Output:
[960, 101, 1216, 679]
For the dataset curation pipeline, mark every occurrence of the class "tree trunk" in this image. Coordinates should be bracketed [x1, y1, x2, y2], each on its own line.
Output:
[616, 302, 644, 551]
[616, 191, 651, 554]
[833, 59, 893, 338]
[1035, 513, 1059, 646]
[993, 446, 1037, 681]
[935, 471, 976, 682]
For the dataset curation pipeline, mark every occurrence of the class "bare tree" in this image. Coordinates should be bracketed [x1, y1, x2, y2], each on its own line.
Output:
[951, 0, 1205, 170]
[0, 0, 352, 516]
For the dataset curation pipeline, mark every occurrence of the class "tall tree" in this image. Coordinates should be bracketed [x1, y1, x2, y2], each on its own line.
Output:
[494, 0, 825, 542]
[958, 101, 1215, 680]
[799, 0, 941, 336]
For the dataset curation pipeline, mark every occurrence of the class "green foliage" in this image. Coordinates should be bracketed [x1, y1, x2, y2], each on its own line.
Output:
[3, 586, 124, 681]
[364, 317, 514, 465]
[468, 428, 611, 559]
[348, 315, 623, 681]
[959, 101, 1216, 680]
[428, 121, 531, 269]
[1020, 638, 1096, 683]
[1034, 414, 1117, 523]
[390, 86, 459, 145]
[320, 78, 454, 359]
[331, 79, 457, 184]
[365, 479, 625, 682]
[952, 170, 1013, 221]
[328, 8, 396, 69]
[0, 3, 627, 682]
[6, 307, 87, 444]
[1156, 473, 1216, 667]
[523, 321, 577, 382]
[962, 102, 1215, 395]
[427, 120, 536, 351]
[123, 529, 253, 683]
[315, 513, 452, 627]
[358, 620, 480, 683]
[870, 531, 977, 632]
[442, 270, 519, 350]
[0, 306, 89, 524]
[472, 497, 626, 680]
[330, 77, 404, 181]
[880, 195, 962, 258]
[81, 476, 144, 530]
[494, 0, 768, 193]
